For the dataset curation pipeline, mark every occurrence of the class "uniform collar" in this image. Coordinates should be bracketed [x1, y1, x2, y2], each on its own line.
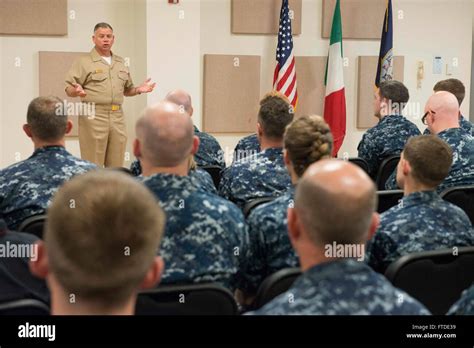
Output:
[193, 125, 200, 133]
[142, 172, 199, 192]
[401, 190, 439, 208]
[90, 47, 123, 64]
[255, 147, 283, 162]
[296, 259, 370, 287]
[260, 147, 283, 155]
[31, 145, 66, 157]
[437, 127, 462, 138]
[379, 114, 403, 125]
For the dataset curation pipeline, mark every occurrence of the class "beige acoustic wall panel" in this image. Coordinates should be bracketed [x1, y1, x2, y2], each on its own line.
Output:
[0, 0, 67, 36]
[232, 0, 302, 35]
[39, 51, 89, 137]
[357, 56, 405, 129]
[322, 0, 386, 39]
[203, 54, 261, 133]
[294, 56, 327, 118]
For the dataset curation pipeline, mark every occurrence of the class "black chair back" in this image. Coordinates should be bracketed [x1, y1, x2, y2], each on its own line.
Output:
[252, 268, 301, 310]
[377, 190, 404, 213]
[0, 298, 49, 315]
[348, 157, 370, 174]
[440, 185, 474, 225]
[375, 155, 400, 190]
[18, 215, 47, 239]
[243, 197, 275, 218]
[198, 165, 222, 189]
[136, 283, 238, 315]
[385, 246, 474, 314]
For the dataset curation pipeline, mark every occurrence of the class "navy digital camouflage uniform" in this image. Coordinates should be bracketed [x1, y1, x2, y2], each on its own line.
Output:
[129, 160, 217, 194]
[194, 126, 226, 169]
[131, 125, 225, 171]
[247, 259, 430, 315]
[437, 128, 474, 191]
[190, 168, 217, 194]
[0, 146, 96, 230]
[141, 173, 249, 291]
[386, 128, 474, 191]
[219, 147, 292, 210]
[423, 115, 474, 136]
[383, 168, 399, 190]
[130, 159, 142, 177]
[239, 186, 299, 294]
[0, 220, 50, 304]
[233, 133, 260, 162]
[357, 114, 420, 178]
[447, 283, 474, 315]
[366, 191, 474, 274]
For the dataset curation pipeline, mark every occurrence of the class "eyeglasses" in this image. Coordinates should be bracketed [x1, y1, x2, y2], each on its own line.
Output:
[422, 110, 436, 125]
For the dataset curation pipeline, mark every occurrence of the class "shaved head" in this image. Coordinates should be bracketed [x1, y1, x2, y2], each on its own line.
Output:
[165, 90, 193, 115]
[136, 101, 194, 167]
[426, 91, 460, 134]
[295, 159, 377, 247]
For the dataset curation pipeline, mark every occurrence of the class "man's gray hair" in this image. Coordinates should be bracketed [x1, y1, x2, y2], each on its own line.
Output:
[94, 22, 113, 32]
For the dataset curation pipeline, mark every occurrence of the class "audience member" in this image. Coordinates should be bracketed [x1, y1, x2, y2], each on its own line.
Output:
[366, 135, 473, 274]
[358, 80, 420, 178]
[220, 92, 294, 209]
[30, 171, 165, 315]
[0, 96, 96, 230]
[0, 219, 49, 305]
[239, 115, 333, 297]
[424, 79, 473, 136]
[130, 89, 225, 174]
[248, 159, 429, 315]
[386, 92, 474, 191]
[135, 101, 248, 291]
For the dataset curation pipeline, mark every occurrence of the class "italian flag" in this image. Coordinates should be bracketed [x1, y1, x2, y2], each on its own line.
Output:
[324, 0, 346, 157]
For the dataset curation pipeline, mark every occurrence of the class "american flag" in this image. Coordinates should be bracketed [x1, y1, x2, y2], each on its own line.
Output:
[273, 0, 298, 109]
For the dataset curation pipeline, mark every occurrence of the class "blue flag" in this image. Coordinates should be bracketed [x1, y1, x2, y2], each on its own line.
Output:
[375, 0, 393, 87]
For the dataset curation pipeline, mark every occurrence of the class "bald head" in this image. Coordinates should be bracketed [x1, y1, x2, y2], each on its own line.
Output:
[165, 90, 193, 116]
[136, 101, 194, 167]
[295, 159, 377, 247]
[426, 91, 460, 134]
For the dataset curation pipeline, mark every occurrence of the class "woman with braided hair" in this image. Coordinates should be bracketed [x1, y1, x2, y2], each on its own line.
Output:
[237, 115, 334, 305]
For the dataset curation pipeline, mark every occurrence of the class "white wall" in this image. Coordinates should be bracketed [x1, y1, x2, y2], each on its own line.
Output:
[395, 0, 471, 125]
[146, 0, 201, 120]
[125, 0, 148, 167]
[198, 0, 472, 159]
[1, 0, 472, 168]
